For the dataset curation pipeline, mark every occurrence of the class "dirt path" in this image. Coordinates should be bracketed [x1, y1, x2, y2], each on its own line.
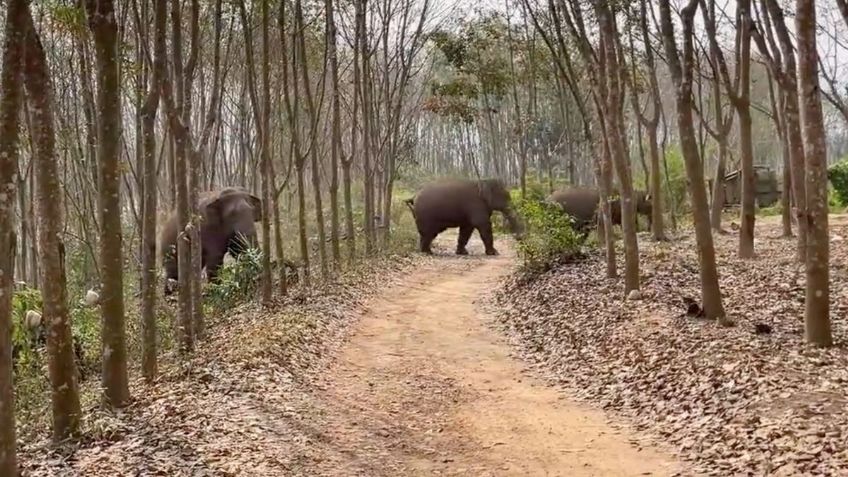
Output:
[301, 237, 680, 476]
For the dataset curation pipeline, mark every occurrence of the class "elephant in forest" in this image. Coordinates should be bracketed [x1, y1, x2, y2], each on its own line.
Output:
[405, 178, 523, 256]
[548, 187, 652, 233]
[160, 186, 261, 294]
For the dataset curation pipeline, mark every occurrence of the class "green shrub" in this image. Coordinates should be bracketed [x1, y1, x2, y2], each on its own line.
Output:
[828, 159, 848, 207]
[204, 246, 263, 312]
[514, 197, 581, 272]
[757, 203, 783, 217]
[662, 146, 689, 217]
[11, 287, 43, 366]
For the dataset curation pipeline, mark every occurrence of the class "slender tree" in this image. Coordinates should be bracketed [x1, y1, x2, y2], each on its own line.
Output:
[0, 0, 25, 470]
[659, 0, 729, 324]
[327, 0, 343, 268]
[796, 0, 832, 346]
[86, 0, 130, 407]
[140, 0, 164, 380]
[701, 0, 756, 258]
[21, 1, 83, 438]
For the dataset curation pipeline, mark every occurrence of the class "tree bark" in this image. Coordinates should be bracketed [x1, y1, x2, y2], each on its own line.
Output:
[159, 0, 194, 353]
[0, 0, 25, 470]
[659, 0, 728, 324]
[597, 3, 639, 293]
[327, 0, 342, 268]
[21, 3, 84, 438]
[278, 0, 311, 282]
[86, 0, 130, 407]
[795, 0, 832, 346]
[762, 0, 807, 262]
[141, 0, 165, 380]
[294, 0, 329, 280]
[259, 0, 273, 303]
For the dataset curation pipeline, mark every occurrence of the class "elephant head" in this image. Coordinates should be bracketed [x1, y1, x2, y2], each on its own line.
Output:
[478, 179, 524, 238]
[162, 187, 263, 296]
[203, 187, 262, 256]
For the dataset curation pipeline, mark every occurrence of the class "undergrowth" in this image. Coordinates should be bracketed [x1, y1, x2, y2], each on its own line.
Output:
[513, 196, 582, 273]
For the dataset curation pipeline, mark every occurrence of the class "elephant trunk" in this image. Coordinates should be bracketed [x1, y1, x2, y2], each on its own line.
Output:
[503, 207, 525, 240]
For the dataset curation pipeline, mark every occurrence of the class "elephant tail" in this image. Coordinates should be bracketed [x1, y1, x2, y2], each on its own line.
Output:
[403, 197, 416, 219]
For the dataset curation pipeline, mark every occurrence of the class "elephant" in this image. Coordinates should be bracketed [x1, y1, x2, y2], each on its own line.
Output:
[548, 187, 652, 233]
[160, 186, 262, 294]
[406, 178, 523, 256]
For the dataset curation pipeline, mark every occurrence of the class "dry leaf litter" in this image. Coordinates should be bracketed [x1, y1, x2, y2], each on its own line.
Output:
[20, 251, 433, 477]
[493, 217, 848, 476]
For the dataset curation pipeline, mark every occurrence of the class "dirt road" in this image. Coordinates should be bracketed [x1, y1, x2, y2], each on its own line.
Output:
[303, 237, 679, 476]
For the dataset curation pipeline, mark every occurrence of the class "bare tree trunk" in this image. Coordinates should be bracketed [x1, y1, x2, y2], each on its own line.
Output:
[278, 0, 310, 282]
[762, 0, 807, 261]
[358, 0, 375, 255]
[22, 3, 83, 438]
[597, 4, 639, 293]
[259, 0, 273, 303]
[140, 0, 164, 381]
[702, 0, 755, 257]
[184, 0, 205, 338]
[0, 0, 24, 470]
[327, 0, 342, 268]
[796, 0, 832, 346]
[86, 0, 130, 407]
[294, 0, 329, 280]
[160, 0, 194, 353]
[659, 0, 728, 324]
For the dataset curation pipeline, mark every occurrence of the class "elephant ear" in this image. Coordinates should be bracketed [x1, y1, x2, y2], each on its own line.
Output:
[246, 193, 262, 222]
[205, 190, 262, 224]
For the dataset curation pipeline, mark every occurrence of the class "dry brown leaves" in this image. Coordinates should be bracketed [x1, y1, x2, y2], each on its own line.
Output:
[19, 252, 431, 476]
[493, 216, 848, 476]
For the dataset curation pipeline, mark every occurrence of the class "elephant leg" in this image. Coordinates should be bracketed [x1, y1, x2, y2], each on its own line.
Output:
[456, 225, 473, 255]
[476, 221, 498, 256]
[163, 245, 179, 295]
[420, 231, 436, 254]
[205, 248, 226, 283]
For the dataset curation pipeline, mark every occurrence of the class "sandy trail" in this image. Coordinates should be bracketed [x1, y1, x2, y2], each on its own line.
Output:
[302, 236, 679, 476]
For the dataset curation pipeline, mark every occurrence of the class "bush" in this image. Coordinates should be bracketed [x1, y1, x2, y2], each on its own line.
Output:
[828, 159, 848, 207]
[662, 146, 689, 217]
[11, 287, 43, 366]
[514, 197, 581, 272]
[204, 246, 263, 312]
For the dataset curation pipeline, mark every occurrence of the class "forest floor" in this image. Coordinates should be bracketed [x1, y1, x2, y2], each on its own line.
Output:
[20, 233, 679, 476]
[495, 214, 848, 476]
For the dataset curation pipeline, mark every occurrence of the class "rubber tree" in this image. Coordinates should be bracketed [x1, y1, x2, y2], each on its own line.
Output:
[659, 0, 729, 325]
[0, 0, 25, 470]
[795, 0, 832, 346]
[86, 0, 130, 407]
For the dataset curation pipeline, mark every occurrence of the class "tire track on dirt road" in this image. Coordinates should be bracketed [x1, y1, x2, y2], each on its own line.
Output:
[300, 236, 680, 476]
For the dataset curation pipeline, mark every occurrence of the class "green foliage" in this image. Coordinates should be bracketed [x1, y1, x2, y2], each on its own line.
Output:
[757, 203, 783, 217]
[11, 287, 43, 365]
[204, 246, 263, 312]
[662, 146, 689, 216]
[827, 159, 848, 208]
[514, 197, 581, 272]
[70, 303, 100, 373]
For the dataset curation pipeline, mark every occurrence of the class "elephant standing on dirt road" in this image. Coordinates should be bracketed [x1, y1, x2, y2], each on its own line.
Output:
[160, 187, 262, 294]
[405, 178, 523, 256]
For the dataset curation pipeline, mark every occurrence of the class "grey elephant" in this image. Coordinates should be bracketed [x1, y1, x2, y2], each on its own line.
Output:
[549, 187, 652, 233]
[160, 186, 261, 294]
[405, 178, 523, 256]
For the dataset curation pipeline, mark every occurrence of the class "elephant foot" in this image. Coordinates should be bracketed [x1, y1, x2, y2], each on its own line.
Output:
[420, 248, 433, 255]
[485, 248, 499, 256]
[456, 247, 469, 255]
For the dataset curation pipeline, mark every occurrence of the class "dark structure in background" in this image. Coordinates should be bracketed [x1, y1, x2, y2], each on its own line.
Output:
[710, 165, 780, 208]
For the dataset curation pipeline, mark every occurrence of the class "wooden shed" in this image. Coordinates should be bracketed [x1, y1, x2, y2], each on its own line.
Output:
[721, 165, 780, 208]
